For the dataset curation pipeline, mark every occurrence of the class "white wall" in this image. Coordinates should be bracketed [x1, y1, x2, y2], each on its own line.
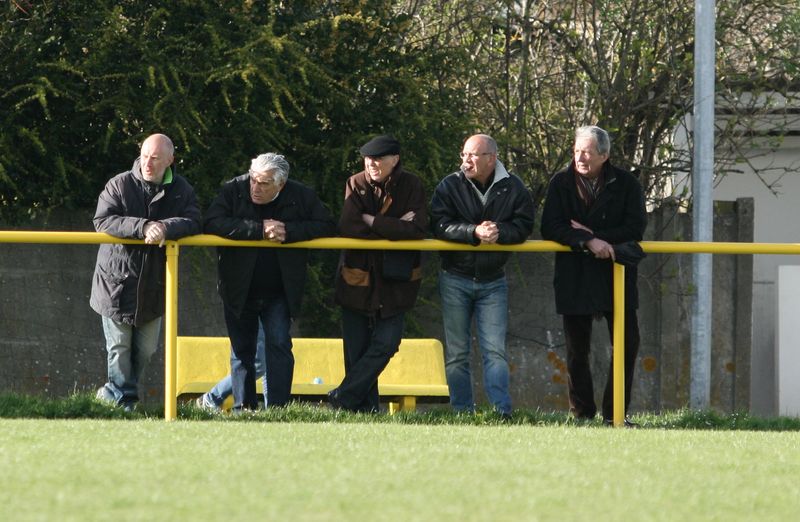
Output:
[712, 142, 800, 282]
[713, 137, 800, 415]
[777, 266, 800, 417]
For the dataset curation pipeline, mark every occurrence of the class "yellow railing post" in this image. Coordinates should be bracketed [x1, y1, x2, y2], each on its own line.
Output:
[164, 241, 179, 421]
[613, 263, 626, 427]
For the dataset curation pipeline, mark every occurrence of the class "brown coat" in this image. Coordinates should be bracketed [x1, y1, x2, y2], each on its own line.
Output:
[334, 167, 428, 317]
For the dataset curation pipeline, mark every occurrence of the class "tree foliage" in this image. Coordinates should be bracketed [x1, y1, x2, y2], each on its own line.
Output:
[0, 0, 471, 334]
[2, 0, 799, 333]
[0, 0, 469, 221]
[5, 0, 798, 214]
[401, 0, 800, 203]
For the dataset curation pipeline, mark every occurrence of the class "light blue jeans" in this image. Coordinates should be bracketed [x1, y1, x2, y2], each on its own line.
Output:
[204, 325, 268, 408]
[100, 315, 162, 405]
[439, 270, 511, 414]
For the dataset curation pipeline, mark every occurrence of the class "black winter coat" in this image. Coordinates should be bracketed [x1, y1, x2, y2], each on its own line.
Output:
[204, 175, 336, 319]
[540, 161, 647, 314]
[430, 166, 535, 281]
[90, 159, 201, 326]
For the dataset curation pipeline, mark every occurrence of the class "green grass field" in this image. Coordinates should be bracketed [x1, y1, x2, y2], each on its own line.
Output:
[2, 396, 799, 521]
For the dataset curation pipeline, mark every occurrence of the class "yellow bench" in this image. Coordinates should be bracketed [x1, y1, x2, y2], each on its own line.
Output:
[176, 337, 450, 413]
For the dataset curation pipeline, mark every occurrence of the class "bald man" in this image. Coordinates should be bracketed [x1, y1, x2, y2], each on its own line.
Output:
[91, 133, 201, 411]
[430, 134, 535, 418]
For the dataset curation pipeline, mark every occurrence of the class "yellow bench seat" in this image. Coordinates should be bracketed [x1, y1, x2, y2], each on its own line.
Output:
[176, 336, 449, 413]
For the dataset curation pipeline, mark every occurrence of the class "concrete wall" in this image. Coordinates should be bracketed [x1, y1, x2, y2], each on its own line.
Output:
[0, 202, 754, 414]
[0, 210, 226, 405]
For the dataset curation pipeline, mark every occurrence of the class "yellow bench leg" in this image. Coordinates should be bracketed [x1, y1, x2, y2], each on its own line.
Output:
[400, 396, 416, 413]
[388, 397, 416, 415]
[401, 396, 416, 412]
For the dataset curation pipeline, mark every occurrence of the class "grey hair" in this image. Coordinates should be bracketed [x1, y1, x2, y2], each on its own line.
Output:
[468, 133, 498, 153]
[250, 153, 290, 184]
[575, 126, 611, 155]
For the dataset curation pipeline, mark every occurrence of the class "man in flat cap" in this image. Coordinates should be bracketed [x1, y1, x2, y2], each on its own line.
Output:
[430, 133, 535, 418]
[329, 135, 428, 412]
[204, 152, 336, 411]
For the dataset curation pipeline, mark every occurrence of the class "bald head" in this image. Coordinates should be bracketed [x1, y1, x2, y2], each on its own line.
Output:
[460, 134, 498, 184]
[140, 134, 174, 183]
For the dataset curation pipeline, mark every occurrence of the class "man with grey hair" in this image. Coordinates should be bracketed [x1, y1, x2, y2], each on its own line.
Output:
[205, 153, 336, 411]
[92, 133, 201, 411]
[540, 125, 647, 426]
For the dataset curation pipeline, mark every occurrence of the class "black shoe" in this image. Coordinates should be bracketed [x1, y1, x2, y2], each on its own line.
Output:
[603, 418, 639, 428]
[570, 414, 596, 425]
[327, 388, 343, 410]
[121, 401, 137, 413]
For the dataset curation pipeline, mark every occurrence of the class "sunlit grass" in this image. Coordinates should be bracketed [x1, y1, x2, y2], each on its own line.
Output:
[2, 415, 799, 521]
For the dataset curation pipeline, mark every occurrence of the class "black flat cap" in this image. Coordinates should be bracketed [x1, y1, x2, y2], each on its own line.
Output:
[359, 135, 400, 157]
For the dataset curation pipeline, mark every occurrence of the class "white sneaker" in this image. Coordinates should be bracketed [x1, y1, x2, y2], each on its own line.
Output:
[195, 394, 221, 412]
[96, 386, 115, 404]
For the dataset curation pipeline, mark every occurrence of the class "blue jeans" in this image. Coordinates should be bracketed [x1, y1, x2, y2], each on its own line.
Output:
[439, 270, 511, 414]
[205, 325, 267, 408]
[100, 315, 162, 405]
[224, 292, 293, 410]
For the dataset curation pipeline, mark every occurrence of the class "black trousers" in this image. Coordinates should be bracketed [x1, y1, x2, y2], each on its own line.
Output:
[338, 308, 404, 412]
[562, 310, 640, 420]
[224, 294, 293, 410]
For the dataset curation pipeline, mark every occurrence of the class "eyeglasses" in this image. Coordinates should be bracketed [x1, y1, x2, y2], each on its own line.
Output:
[459, 152, 493, 161]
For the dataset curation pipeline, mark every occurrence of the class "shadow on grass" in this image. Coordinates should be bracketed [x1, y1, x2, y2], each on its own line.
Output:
[1, 392, 799, 431]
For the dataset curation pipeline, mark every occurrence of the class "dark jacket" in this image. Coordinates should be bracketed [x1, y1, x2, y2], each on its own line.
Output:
[334, 168, 428, 317]
[430, 162, 535, 280]
[540, 161, 647, 314]
[204, 174, 336, 319]
[90, 159, 201, 326]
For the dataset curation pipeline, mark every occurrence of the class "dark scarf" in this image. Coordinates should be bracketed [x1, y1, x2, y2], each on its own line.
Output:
[574, 168, 604, 209]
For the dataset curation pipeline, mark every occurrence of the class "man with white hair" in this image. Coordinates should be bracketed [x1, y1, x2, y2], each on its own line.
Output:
[92, 133, 201, 411]
[205, 153, 336, 411]
[540, 125, 647, 426]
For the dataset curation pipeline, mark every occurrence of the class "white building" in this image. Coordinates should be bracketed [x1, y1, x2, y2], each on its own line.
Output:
[687, 92, 800, 415]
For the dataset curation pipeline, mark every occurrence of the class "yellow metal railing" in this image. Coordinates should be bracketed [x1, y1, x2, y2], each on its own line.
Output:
[613, 264, 625, 427]
[4, 230, 800, 425]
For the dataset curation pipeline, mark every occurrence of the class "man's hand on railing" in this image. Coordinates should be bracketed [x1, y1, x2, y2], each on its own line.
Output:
[263, 219, 286, 243]
[585, 237, 615, 261]
[144, 221, 167, 247]
[474, 221, 499, 244]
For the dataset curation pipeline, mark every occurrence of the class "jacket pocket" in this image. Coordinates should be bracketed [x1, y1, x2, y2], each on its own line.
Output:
[341, 266, 370, 287]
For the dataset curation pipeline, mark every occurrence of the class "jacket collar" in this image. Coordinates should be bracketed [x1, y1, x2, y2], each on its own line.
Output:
[563, 161, 618, 188]
[461, 160, 511, 206]
[561, 160, 619, 215]
[362, 166, 404, 191]
[132, 157, 174, 186]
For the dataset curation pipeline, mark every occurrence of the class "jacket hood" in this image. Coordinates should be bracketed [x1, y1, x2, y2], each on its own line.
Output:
[132, 157, 174, 185]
